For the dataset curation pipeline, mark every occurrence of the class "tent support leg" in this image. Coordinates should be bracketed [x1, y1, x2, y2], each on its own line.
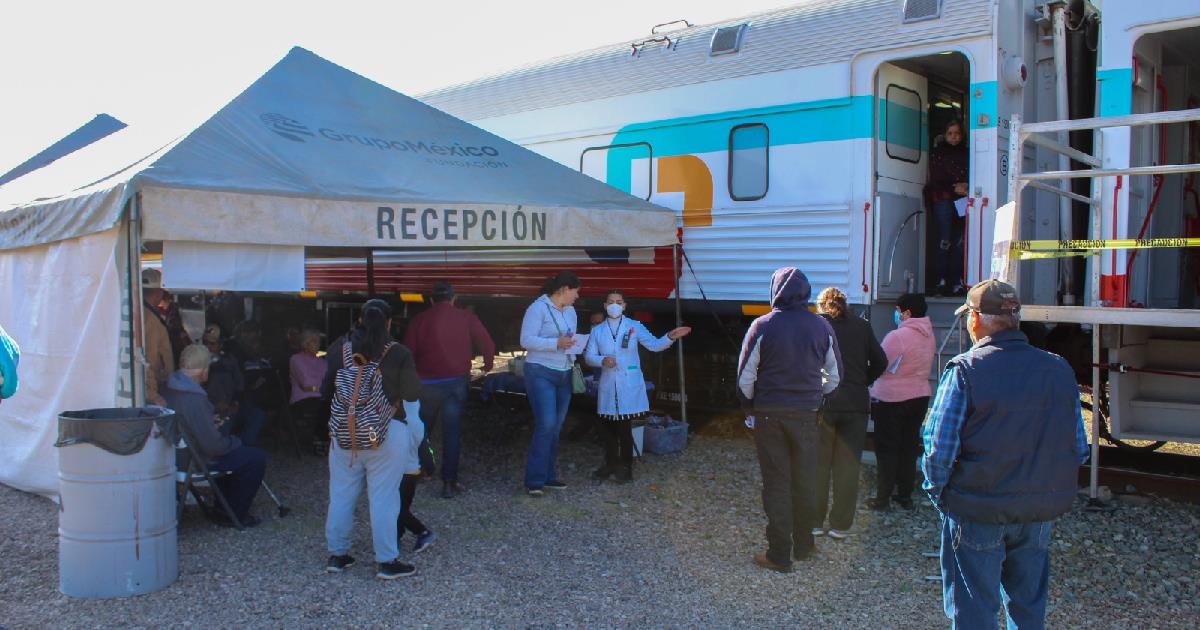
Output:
[672, 244, 687, 424]
[1089, 323, 1101, 501]
[366, 248, 376, 297]
[127, 195, 146, 407]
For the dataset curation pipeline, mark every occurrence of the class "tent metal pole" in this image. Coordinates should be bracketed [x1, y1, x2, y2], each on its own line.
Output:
[366, 248, 376, 297]
[128, 194, 146, 407]
[672, 243, 687, 424]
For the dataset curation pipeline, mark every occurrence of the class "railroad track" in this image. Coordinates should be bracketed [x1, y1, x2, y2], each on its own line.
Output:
[1080, 446, 1200, 505]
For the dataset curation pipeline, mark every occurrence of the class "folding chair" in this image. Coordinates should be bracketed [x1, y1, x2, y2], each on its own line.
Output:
[175, 426, 245, 530]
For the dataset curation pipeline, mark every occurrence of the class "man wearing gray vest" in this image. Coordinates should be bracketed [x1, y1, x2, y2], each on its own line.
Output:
[923, 280, 1088, 629]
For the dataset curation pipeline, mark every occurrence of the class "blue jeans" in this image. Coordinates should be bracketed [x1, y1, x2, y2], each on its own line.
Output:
[417, 377, 469, 481]
[211, 445, 267, 520]
[932, 199, 964, 287]
[220, 398, 266, 447]
[523, 362, 573, 489]
[940, 513, 1053, 630]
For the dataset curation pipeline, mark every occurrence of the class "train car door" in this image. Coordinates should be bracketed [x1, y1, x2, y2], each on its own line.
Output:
[873, 63, 928, 300]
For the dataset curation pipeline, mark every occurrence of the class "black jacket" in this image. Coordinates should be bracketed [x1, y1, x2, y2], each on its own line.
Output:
[822, 313, 887, 413]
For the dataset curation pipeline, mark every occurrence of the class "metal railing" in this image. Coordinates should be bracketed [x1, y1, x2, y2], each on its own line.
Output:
[1005, 107, 1200, 307]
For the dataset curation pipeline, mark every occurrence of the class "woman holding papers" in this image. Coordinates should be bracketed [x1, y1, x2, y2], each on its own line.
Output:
[928, 119, 969, 296]
[584, 289, 690, 482]
[519, 271, 582, 496]
[868, 293, 935, 511]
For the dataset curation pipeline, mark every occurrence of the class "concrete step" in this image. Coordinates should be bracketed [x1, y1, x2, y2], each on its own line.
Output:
[1144, 338, 1200, 371]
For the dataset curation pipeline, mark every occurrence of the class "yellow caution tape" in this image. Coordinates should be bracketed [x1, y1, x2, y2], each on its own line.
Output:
[1013, 250, 1101, 260]
[1010, 237, 1200, 260]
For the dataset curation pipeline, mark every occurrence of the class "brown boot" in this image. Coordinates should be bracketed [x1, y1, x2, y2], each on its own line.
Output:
[753, 553, 792, 573]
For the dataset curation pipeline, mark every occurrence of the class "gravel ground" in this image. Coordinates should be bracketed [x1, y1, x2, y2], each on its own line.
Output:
[2, 404, 1198, 629]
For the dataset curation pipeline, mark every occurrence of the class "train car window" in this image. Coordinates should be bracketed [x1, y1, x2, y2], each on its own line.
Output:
[580, 142, 653, 200]
[728, 123, 769, 201]
[884, 84, 923, 164]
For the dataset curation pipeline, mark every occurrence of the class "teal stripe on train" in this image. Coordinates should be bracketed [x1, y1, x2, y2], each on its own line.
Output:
[1097, 68, 1134, 118]
[600, 81, 999, 193]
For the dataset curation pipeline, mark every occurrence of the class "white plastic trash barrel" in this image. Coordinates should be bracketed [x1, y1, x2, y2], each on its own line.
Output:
[56, 407, 178, 598]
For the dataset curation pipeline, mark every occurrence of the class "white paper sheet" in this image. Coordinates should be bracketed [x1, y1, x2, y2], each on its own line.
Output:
[566, 334, 590, 355]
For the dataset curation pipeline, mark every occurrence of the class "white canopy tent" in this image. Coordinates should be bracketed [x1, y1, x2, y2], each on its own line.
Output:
[0, 48, 678, 495]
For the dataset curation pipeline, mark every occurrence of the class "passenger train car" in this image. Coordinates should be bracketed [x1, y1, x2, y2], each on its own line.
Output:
[310, 1, 1200, 422]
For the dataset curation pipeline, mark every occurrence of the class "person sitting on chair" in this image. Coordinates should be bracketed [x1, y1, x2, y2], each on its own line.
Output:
[163, 344, 267, 527]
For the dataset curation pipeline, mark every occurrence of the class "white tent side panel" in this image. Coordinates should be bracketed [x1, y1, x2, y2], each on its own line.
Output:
[0, 228, 123, 496]
[141, 187, 678, 249]
[0, 183, 128, 252]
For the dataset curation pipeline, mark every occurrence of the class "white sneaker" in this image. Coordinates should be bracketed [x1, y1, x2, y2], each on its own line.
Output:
[811, 528, 826, 537]
[827, 529, 852, 540]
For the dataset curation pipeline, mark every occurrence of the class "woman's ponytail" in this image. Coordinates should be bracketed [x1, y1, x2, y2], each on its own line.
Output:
[351, 298, 392, 359]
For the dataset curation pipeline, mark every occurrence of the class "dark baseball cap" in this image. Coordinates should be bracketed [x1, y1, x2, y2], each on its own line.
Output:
[431, 282, 455, 301]
[954, 279, 1021, 316]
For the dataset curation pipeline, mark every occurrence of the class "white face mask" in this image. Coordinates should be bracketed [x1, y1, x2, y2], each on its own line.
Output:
[605, 303, 624, 319]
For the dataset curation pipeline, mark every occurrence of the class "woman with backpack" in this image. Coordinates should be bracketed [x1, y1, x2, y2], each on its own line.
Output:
[322, 299, 424, 580]
[519, 271, 582, 496]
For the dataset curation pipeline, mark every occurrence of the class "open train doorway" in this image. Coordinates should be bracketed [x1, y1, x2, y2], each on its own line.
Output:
[873, 51, 971, 300]
[1127, 25, 1200, 309]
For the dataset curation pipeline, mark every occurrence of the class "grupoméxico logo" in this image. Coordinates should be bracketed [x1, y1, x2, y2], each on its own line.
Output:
[259, 112, 508, 168]
[260, 113, 314, 143]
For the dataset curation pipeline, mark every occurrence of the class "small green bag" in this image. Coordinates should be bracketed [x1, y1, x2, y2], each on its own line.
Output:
[570, 363, 586, 395]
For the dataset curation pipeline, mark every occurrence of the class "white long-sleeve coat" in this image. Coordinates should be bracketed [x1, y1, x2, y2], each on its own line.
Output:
[583, 317, 674, 420]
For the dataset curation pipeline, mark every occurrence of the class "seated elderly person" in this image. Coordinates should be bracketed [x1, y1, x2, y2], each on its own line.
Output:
[163, 344, 267, 527]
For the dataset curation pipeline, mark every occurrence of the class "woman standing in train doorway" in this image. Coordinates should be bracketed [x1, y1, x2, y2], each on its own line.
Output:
[584, 290, 690, 483]
[519, 271, 582, 496]
[929, 119, 969, 296]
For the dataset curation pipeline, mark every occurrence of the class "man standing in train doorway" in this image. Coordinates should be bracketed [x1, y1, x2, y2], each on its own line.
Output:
[737, 267, 842, 572]
[923, 280, 1089, 628]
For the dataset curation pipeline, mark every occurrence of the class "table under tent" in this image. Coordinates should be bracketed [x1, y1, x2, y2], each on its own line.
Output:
[0, 47, 680, 497]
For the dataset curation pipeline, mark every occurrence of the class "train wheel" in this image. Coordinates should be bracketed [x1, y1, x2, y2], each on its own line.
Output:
[1080, 385, 1166, 452]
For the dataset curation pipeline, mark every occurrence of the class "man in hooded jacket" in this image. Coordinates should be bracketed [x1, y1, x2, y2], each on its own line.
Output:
[737, 267, 843, 572]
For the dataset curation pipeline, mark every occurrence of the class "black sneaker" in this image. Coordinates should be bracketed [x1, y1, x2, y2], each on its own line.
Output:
[544, 480, 568, 490]
[441, 480, 467, 499]
[325, 554, 356, 573]
[614, 465, 632, 484]
[893, 496, 915, 511]
[526, 487, 544, 497]
[377, 560, 416, 580]
[413, 530, 436, 554]
[591, 466, 614, 480]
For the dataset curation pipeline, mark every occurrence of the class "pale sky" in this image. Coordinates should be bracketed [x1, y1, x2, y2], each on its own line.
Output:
[0, 0, 796, 174]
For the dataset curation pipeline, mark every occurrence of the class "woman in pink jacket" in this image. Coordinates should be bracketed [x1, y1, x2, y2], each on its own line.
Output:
[868, 293, 936, 510]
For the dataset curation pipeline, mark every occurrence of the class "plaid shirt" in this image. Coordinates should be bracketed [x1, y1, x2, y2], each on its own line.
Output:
[921, 364, 1090, 510]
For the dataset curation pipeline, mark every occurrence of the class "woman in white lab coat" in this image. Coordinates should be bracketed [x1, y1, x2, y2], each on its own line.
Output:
[584, 290, 690, 482]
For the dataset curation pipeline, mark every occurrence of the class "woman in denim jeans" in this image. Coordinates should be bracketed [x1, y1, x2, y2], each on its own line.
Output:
[519, 271, 581, 496]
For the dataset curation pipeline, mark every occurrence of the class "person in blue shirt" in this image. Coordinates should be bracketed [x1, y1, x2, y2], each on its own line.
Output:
[922, 280, 1089, 629]
[519, 271, 582, 496]
[0, 323, 18, 400]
